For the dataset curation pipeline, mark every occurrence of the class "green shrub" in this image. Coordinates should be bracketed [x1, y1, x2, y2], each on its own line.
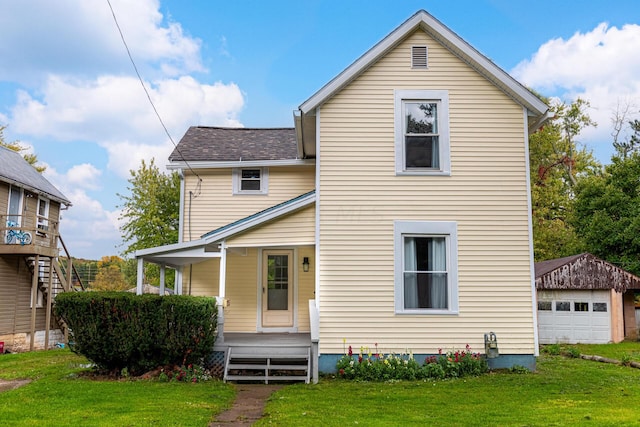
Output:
[54, 292, 217, 375]
[541, 344, 561, 355]
[564, 347, 581, 358]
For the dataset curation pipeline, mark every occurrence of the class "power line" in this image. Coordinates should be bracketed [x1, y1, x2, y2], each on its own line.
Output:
[105, 0, 202, 187]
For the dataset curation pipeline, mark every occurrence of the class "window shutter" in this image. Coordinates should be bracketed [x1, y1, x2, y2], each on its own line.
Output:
[412, 46, 428, 69]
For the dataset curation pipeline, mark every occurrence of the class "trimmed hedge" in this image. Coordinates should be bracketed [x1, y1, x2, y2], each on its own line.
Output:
[54, 292, 217, 375]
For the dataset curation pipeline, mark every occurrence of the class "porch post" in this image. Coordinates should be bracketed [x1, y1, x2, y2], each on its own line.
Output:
[30, 254, 39, 351]
[217, 241, 227, 344]
[159, 265, 166, 296]
[219, 241, 227, 299]
[136, 258, 144, 295]
[175, 267, 182, 295]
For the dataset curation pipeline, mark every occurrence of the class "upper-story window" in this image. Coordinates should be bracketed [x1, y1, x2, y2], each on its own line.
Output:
[37, 197, 50, 232]
[395, 90, 450, 176]
[233, 167, 269, 195]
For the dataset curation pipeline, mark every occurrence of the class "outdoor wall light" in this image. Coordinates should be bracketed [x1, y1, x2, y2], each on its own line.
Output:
[302, 257, 310, 272]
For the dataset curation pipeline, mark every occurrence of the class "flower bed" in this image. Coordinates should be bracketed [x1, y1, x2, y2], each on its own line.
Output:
[336, 343, 488, 381]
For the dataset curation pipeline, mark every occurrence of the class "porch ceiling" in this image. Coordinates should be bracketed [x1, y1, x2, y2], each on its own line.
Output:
[141, 245, 220, 268]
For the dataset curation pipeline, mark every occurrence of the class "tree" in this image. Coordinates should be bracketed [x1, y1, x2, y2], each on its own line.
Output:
[118, 158, 180, 254]
[529, 98, 600, 261]
[572, 152, 640, 275]
[118, 159, 180, 287]
[90, 256, 128, 291]
[611, 100, 640, 158]
[0, 125, 46, 172]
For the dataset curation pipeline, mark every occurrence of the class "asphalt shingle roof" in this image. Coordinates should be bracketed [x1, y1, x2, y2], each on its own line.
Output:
[0, 146, 71, 205]
[168, 127, 298, 162]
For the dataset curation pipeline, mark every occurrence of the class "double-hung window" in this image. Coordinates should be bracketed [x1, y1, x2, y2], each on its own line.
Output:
[232, 167, 269, 195]
[395, 90, 450, 175]
[394, 221, 458, 314]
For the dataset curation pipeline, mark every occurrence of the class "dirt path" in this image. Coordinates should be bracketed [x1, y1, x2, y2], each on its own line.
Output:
[210, 384, 282, 426]
[0, 379, 30, 393]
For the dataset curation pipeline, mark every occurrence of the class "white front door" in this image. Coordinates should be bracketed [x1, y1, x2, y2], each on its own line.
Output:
[262, 250, 294, 328]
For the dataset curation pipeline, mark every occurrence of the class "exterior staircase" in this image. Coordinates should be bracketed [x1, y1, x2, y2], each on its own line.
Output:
[222, 333, 312, 383]
[23, 235, 84, 346]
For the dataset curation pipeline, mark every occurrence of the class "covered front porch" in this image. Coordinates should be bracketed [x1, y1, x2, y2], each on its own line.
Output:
[133, 191, 319, 382]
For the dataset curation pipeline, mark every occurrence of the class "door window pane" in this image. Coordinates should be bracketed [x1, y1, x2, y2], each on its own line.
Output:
[267, 255, 288, 310]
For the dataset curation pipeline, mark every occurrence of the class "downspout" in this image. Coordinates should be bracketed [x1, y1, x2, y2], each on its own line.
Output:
[176, 169, 185, 292]
[299, 109, 306, 159]
[525, 107, 540, 357]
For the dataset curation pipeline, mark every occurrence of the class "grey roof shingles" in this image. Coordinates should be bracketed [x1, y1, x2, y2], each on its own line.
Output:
[0, 146, 70, 205]
[168, 127, 298, 162]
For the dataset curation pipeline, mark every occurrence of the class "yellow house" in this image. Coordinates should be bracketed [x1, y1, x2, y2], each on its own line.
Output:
[136, 9, 549, 383]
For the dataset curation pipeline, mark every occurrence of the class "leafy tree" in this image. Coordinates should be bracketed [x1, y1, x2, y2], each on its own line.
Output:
[91, 256, 128, 291]
[572, 152, 640, 275]
[529, 98, 600, 261]
[118, 158, 180, 254]
[0, 125, 46, 172]
[118, 159, 180, 287]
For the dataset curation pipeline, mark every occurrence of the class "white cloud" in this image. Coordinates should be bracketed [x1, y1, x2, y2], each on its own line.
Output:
[104, 140, 176, 178]
[9, 75, 244, 177]
[512, 23, 640, 160]
[0, 0, 203, 83]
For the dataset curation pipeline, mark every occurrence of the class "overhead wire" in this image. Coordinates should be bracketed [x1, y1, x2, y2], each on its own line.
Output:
[105, 0, 203, 191]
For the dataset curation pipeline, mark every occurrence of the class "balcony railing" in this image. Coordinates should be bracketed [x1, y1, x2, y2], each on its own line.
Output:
[1, 214, 59, 251]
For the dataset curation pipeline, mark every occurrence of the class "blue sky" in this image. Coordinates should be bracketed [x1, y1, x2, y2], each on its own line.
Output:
[0, 0, 638, 259]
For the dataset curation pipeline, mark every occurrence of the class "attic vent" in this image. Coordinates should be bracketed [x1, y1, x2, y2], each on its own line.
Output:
[411, 45, 428, 69]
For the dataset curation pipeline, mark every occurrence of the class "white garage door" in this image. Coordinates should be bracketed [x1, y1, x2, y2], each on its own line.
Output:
[537, 290, 611, 344]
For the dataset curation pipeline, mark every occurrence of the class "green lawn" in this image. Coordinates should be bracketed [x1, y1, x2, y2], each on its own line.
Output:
[3, 345, 640, 426]
[259, 346, 640, 426]
[0, 349, 235, 427]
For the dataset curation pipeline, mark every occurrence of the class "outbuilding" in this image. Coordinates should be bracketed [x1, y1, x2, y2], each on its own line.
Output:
[535, 253, 640, 344]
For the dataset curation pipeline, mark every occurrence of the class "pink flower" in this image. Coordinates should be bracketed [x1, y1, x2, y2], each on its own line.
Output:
[348, 345, 353, 357]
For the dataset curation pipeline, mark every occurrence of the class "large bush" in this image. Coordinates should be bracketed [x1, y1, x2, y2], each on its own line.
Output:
[54, 292, 217, 375]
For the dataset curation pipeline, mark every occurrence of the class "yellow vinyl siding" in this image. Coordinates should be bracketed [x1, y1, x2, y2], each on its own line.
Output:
[296, 246, 315, 332]
[183, 246, 315, 333]
[182, 166, 314, 241]
[318, 30, 535, 355]
[226, 205, 315, 248]
[186, 259, 219, 297]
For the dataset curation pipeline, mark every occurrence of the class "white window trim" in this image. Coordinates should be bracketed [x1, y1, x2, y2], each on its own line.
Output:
[394, 90, 451, 176]
[232, 167, 269, 195]
[394, 220, 459, 314]
[37, 196, 50, 232]
[6, 185, 23, 226]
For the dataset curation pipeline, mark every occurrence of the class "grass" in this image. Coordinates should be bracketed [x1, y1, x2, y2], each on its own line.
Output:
[0, 349, 235, 427]
[259, 348, 640, 426]
[4, 344, 640, 426]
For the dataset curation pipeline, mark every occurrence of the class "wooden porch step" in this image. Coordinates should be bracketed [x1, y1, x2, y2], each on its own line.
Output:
[224, 345, 311, 384]
[225, 375, 309, 382]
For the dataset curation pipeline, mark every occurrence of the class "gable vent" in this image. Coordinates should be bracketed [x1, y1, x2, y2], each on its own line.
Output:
[411, 45, 428, 69]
